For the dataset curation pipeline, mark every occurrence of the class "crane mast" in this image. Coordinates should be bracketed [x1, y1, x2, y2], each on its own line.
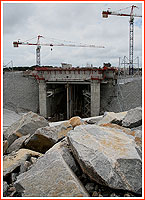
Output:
[13, 36, 105, 66]
[129, 6, 136, 75]
[102, 5, 142, 75]
[36, 35, 43, 66]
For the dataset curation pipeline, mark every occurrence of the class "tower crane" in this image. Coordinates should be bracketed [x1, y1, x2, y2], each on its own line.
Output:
[13, 35, 105, 66]
[102, 5, 142, 75]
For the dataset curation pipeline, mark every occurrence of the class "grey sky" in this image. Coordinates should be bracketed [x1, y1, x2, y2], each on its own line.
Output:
[3, 2, 142, 68]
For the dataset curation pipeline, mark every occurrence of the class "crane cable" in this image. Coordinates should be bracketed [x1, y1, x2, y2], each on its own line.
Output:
[113, 5, 140, 14]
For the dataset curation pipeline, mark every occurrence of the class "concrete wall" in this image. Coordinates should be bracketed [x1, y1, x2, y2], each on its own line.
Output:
[100, 78, 142, 114]
[3, 72, 39, 113]
[3, 71, 142, 117]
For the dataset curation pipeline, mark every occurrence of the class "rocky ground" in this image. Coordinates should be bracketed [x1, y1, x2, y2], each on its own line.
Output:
[3, 107, 142, 197]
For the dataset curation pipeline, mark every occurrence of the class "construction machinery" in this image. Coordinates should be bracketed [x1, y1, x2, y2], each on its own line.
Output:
[13, 35, 105, 66]
[102, 5, 142, 75]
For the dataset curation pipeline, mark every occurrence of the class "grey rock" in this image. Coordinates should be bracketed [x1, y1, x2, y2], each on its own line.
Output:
[24, 122, 72, 153]
[20, 161, 32, 173]
[3, 140, 8, 154]
[3, 149, 42, 177]
[85, 183, 95, 194]
[16, 121, 49, 137]
[67, 125, 142, 194]
[85, 116, 103, 124]
[122, 107, 142, 128]
[131, 125, 142, 131]
[8, 190, 17, 197]
[30, 157, 37, 164]
[7, 134, 30, 154]
[4, 111, 49, 147]
[15, 140, 89, 197]
[97, 111, 127, 125]
[58, 138, 79, 174]
[3, 181, 8, 196]
[100, 123, 142, 160]
[135, 130, 142, 139]
[134, 130, 142, 159]
[11, 173, 18, 182]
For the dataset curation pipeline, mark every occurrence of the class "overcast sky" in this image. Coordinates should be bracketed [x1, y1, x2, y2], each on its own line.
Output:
[3, 2, 142, 68]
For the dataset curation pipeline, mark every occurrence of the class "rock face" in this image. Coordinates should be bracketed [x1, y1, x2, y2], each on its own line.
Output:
[4, 112, 49, 147]
[68, 124, 142, 194]
[3, 149, 42, 177]
[24, 122, 72, 153]
[15, 140, 89, 197]
[122, 107, 142, 128]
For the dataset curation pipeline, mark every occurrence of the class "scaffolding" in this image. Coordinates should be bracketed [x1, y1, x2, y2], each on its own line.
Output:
[82, 90, 91, 117]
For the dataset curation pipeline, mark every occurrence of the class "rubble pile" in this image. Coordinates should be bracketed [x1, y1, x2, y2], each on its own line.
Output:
[3, 108, 142, 197]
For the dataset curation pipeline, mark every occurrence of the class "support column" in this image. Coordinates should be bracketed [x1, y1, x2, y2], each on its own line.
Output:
[66, 83, 69, 119]
[39, 80, 47, 118]
[91, 80, 100, 116]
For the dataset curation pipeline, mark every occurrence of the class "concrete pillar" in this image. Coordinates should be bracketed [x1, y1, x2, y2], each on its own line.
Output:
[91, 80, 100, 116]
[66, 83, 69, 119]
[39, 80, 47, 118]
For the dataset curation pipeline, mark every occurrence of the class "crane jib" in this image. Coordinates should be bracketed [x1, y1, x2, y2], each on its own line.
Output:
[13, 36, 105, 66]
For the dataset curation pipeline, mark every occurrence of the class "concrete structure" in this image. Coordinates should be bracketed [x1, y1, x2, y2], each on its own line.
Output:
[3, 67, 142, 121]
[91, 80, 100, 116]
[31, 66, 117, 119]
[39, 80, 47, 118]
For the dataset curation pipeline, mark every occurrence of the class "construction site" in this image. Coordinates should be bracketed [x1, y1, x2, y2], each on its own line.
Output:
[3, 3, 143, 198]
[3, 62, 142, 122]
[4, 5, 142, 121]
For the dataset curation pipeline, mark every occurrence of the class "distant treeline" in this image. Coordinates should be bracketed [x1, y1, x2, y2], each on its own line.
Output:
[3, 65, 54, 72]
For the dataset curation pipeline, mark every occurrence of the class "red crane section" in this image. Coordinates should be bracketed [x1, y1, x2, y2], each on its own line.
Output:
[102, 5, 142, 75]
[13, 35, 105, 66]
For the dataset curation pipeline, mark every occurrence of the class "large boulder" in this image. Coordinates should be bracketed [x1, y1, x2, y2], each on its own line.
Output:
[15, 139, 89, 197]
[85, 116, 103, 125]
[3, 149, 42, 177]
[6, 135, 30, 154]
[69, 116, 85, 128]
[24, 122, 72, 153]
[67, 124, 142, 194]
[4, 112, 49, 147]
[100, 123, 142, 158]
[122, 107, 142, 128]
[97, 111, 127, 125]
[3, 140, 8, 154]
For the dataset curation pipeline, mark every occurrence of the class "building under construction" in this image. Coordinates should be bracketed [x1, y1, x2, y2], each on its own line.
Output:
[3, 62, 142, 121]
